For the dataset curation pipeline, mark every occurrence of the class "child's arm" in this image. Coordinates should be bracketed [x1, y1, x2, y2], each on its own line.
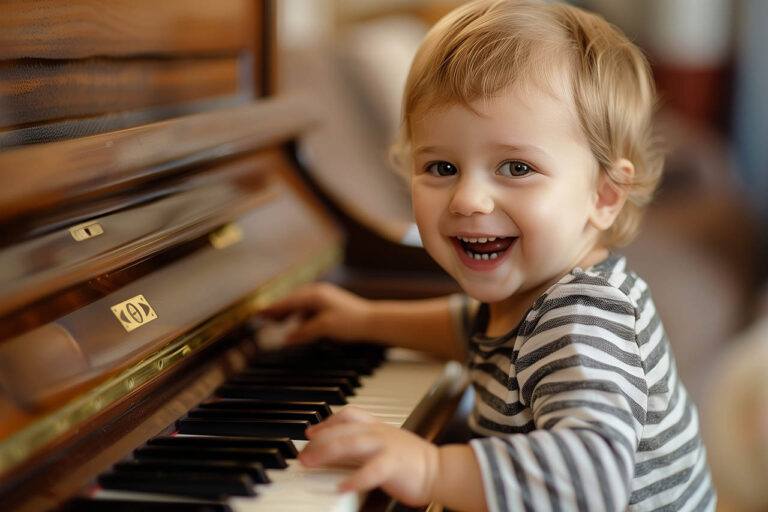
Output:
[299, 406, 488, 511]
[263, 282, 467, 361]
[435, 444, 489, 511]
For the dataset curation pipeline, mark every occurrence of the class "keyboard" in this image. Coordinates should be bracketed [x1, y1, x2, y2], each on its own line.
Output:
[63, 343, 465, 512]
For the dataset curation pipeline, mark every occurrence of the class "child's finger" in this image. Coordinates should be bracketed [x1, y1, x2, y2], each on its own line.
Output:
[329, 405, 376, 423]
[256, 314, 302, 350]
[338, 452, 395, 493]
[283, 314, 331, 345]
[305, 406, 375, 432]
[261, 284, 327, 317]
[299, 428, 382, 467]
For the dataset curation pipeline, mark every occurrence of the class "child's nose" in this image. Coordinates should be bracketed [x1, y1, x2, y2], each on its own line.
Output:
[449, 175, 494, 216]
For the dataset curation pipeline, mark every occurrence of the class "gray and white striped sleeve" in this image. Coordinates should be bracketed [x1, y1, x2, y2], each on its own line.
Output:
[470, 280, 646, 512]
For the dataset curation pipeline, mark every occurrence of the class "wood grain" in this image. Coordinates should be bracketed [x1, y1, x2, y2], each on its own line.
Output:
[0, 0, 255, 59]
[0, 93, 321, 227]
[0, 151, 276, 331]
[0, 57, 240, 129]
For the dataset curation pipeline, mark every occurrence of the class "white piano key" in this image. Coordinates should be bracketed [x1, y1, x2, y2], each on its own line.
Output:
[230, 460, 361, 512]
[93, 489, 215, 504]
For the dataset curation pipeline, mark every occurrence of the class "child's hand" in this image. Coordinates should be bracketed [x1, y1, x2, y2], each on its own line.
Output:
[298, 406, 440, 507]
[262, 283, 372, 345]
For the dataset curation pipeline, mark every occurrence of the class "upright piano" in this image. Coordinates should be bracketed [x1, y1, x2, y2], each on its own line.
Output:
[0, 2, 465, 510]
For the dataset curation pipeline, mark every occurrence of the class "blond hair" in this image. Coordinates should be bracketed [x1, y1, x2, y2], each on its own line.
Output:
[393, 0, 663, 247]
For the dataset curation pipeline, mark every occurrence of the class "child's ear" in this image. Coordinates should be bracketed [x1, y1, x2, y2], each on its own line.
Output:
[589, 158, 634, 231]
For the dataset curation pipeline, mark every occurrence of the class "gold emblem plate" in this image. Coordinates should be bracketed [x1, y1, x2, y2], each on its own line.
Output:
[69, 221, 104, 241]
[110, 294, 158, 332]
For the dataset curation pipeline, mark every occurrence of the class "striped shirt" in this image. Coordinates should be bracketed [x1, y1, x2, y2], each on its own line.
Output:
[466, 254, 715, 512]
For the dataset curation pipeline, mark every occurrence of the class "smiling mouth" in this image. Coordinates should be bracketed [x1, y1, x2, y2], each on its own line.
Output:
[454, 236, 516, 260]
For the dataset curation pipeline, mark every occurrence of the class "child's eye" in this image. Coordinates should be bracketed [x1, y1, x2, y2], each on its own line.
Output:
[497, 161, 534, 177]
[425, 161, 458, 176]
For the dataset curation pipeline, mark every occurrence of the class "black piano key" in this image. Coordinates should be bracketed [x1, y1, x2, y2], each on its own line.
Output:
[188, 407, 323, 424]
[98, 470, 253, 499]
[239, 367, 361, 387]
[62, 498, 232, 512]
[267, 341, 386, 367]
[199, 399, 333, 419]
[312, 342, 387, 369]
[226, 375, 355, 395]
[135, 445, 287, 469]
[177, 417, 310, 439]
[216, 384, 347, 405]
[148, 435, 298, 459]
[114, 459, 270, 484]
[250, 358, 376, 375]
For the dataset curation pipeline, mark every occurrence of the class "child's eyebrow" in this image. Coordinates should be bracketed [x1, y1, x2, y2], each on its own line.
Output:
[412, 145, 444, 156]
[412, 143, 554, 164]
[490, 143, 552, 159]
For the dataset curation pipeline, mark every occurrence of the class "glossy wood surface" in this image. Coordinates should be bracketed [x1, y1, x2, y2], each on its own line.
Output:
[0, 93, 320, 237]
[0, 0, 255, 59]
[0, 149, 341, 409]
[0, 0, 265, 144]
[1, 57, 240, 128]
[0, 150, 276, 332]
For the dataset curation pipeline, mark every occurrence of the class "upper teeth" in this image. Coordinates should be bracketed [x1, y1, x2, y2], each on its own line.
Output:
[457, 236, 497, 243]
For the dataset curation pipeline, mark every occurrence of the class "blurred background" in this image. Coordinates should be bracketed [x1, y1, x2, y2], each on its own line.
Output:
[274, 1, 768, 511]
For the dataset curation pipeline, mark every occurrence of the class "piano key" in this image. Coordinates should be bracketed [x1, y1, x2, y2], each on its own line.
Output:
[199, 399, 333, 419]
[249, 358, 377, 376]
[187, 407, 323, 424]
[225, 375, 355, 396]
[148, 435, 298, 459]
[229, 459, 361, 512]
[306, 342, 387, 367]
[177, 417, 310, 439]
[135, 445, 287, 469]
[98, 470, 254, 499]
[256, 341, 385, 362]
[215, 384, 347, 405]
[338, 354, 450, 426]
[114, 459, 270, 484]
[62, 498, 233, 512]
[239, 368, 361, 388]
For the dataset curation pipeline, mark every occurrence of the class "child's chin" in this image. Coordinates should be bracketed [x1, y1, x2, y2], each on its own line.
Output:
[460, 285, 515, 304]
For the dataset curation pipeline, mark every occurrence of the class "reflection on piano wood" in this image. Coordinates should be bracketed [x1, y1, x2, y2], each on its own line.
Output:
[0, 1, 466, 510]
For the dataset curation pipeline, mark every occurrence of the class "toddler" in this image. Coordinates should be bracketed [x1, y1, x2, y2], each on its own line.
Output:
[267, 1, 715, 510]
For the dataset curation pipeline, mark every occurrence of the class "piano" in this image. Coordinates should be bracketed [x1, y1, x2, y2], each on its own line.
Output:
[0, 1, 466, 511]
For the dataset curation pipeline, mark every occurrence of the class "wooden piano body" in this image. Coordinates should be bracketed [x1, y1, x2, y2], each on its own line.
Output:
[0, 2, 464, 510]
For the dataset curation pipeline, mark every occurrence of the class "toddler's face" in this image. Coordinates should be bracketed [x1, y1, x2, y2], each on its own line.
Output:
[410, 85, 607, 304]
